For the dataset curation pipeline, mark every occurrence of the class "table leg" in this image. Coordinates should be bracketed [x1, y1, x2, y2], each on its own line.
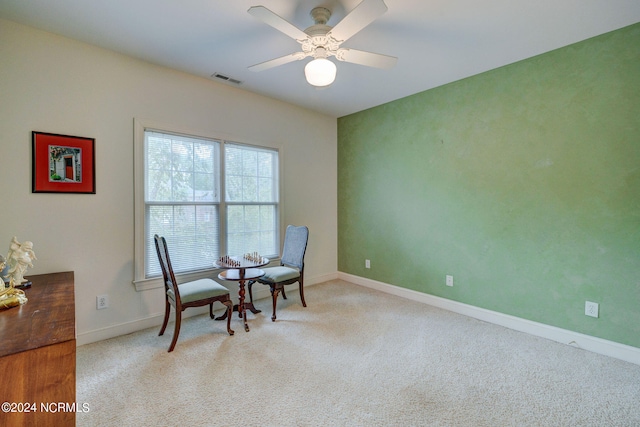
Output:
[244, 301, 262, 315]
[215, 301, 261, 320]
[238, 280, 250, 332]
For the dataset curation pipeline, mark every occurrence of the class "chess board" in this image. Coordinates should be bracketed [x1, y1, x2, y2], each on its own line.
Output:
[215, 253, 268, 269]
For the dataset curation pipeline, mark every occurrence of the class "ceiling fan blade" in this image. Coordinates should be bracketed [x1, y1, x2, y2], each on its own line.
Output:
[328, 0, 388, 42]
[248, 6, 309, 41]
[336, 48, 397, 69]
[248, 53, 303, 72]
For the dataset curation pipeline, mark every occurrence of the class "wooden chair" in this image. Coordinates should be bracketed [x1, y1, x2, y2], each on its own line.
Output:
[248, 225, 309, 321]
[154, 235, 234, 352]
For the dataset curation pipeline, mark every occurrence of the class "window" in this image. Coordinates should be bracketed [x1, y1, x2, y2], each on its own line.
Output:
[134, 121, 280, 288]
[144, 131, 221, 277]
[225, 143, 279, 257]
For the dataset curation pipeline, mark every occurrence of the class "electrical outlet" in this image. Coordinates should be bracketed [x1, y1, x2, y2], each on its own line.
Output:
[365, 259, 371, 269]
[97, 294, 109, 310]
[585, 301, 598, 318]
[446, 275, 454, 287]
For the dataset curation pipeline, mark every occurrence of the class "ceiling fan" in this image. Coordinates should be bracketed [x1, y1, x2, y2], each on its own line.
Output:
[248, 0, 397, 87]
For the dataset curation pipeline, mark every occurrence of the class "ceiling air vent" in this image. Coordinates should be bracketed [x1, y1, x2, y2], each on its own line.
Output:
[211, 72, 242, 85]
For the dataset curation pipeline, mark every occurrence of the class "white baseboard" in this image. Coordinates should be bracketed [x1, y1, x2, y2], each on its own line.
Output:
[81, 270, 639, 365]
[77, 272, 338, 346]
[339, 272, 640, 366]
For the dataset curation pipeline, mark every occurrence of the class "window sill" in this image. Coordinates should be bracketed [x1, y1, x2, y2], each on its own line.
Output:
[133, 258, 281, 292]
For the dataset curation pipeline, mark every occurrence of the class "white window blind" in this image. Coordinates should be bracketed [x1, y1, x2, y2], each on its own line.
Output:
[145, 131, 220, 277]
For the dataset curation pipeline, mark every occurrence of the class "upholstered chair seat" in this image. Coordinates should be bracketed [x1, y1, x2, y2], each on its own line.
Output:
[167, 279, 230, 304]
[258, 267, 301, 284]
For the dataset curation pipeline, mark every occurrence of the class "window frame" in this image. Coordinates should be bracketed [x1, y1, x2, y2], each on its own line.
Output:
[133, 119, 282, 291]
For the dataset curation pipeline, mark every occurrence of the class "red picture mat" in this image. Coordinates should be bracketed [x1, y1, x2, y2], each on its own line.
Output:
[32, 131, 95, 193]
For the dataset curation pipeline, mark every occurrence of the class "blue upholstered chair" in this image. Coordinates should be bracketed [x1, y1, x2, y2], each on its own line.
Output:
[248, 225, 309, 321]
[154, 235, 234, 352]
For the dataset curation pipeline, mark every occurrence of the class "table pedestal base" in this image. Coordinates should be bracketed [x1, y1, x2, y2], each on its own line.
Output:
[217, 267, 265, 332]
[215, 303, 261, 318]
[215, 303, 261, 332]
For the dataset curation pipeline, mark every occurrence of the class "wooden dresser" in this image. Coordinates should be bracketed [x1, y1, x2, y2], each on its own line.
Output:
[0, 271, 76, 427]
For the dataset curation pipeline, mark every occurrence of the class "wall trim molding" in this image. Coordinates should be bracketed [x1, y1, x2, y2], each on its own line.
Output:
[339, 272, 640, 366]
[77, 272, 339, 346]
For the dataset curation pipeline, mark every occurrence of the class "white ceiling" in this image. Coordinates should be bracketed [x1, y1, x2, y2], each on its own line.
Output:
[1, 0, 639, 118]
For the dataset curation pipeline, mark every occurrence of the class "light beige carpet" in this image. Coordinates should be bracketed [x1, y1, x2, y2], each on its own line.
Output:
[77, 280, 640, 426]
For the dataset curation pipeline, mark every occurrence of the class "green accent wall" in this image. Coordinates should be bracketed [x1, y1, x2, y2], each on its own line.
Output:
[337, 23, 640, 348]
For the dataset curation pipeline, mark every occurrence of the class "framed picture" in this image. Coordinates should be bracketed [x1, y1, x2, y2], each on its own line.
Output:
[32, 131, 96, 194]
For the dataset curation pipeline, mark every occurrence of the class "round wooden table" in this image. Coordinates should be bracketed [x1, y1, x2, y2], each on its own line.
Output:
[215, 257, 268, 332]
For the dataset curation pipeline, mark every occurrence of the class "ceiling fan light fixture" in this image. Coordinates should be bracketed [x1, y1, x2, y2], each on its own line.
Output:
[304, 58, 337, 87]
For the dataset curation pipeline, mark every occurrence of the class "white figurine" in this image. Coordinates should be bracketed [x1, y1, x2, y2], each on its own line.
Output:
[6, 237, 37, 287]
[0, 239, 31, 309]
[0, 254, 6, 283]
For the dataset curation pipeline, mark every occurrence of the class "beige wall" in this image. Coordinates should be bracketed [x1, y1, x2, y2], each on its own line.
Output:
[0, 19, 338, 344]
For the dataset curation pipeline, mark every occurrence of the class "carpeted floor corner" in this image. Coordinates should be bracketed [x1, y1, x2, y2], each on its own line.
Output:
[77, 280, 640, 426]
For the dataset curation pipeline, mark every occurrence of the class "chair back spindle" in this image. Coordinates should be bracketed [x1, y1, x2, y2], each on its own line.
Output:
[154, 235, 180, 302]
